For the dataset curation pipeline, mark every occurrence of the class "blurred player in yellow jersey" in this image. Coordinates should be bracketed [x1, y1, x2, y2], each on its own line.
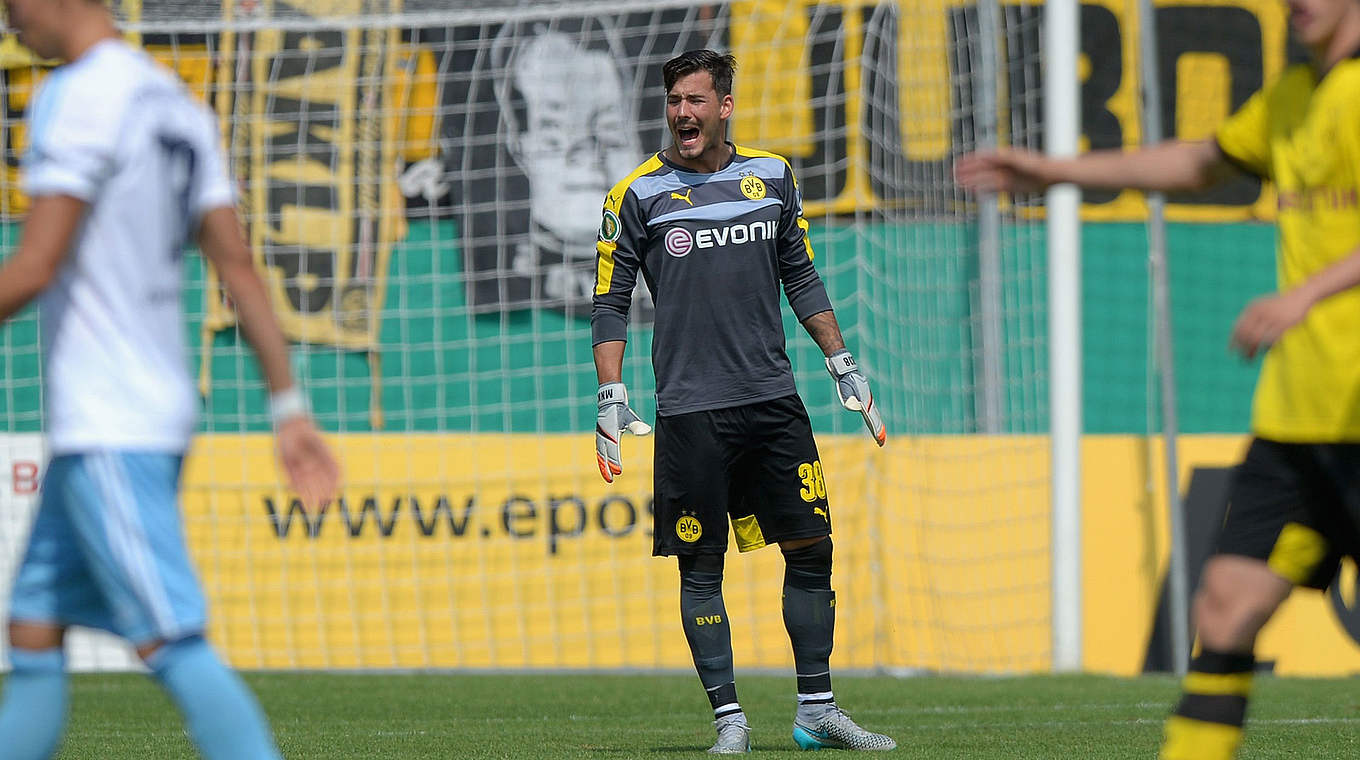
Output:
[958, 0, 1360, 757]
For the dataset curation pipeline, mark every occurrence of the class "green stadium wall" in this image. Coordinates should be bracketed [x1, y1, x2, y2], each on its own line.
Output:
[0, 219, 1277, 436]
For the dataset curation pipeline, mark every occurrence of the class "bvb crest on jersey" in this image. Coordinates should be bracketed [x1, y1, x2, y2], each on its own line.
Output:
[740, 175, 767, 201]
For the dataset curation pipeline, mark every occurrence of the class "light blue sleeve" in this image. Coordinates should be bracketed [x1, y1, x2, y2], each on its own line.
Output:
[22, 71, 118, 201]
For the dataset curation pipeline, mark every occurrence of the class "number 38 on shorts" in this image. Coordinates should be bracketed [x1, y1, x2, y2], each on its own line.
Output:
[798, 460, 827, 502]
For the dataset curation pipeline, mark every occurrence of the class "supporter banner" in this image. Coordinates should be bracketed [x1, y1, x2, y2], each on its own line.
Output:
[401, 0, 1294, 314]
[0, 3, 435, 352]
[722, 0, 1294, 222]
[4, 433, 1359, 674]
[200, 0, 416, 350]
[0, 0, 1301, 320]
[419, 13, 708, 314]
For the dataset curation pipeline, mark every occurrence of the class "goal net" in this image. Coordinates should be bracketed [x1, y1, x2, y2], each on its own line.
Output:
[0, 0, 1052, 673]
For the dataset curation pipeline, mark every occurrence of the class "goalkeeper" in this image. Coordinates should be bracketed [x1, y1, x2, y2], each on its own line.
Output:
[591, 49, 893, 754]
[958, 1, 1360, 757]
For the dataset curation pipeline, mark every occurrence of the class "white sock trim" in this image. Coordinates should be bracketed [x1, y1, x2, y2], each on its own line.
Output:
[797, 691, 835, 703]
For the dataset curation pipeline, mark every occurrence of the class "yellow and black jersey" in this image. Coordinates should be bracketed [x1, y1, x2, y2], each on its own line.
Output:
[1217, 56, 1360, 441]
[591, 144, 832, 416]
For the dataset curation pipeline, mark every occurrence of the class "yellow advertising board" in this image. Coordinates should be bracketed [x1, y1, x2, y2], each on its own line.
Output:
[1083, 435, 1360, 676]
[181, 433, 1052, 671]
[174, 433, 1360, 674]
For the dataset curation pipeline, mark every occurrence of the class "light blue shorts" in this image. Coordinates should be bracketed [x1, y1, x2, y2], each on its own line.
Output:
[9, 452, 206, 646]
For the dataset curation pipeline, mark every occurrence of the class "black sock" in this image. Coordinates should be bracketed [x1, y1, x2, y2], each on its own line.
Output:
[1160, 649, 1254, 760]
[782, 538, 835, 707]
[679, 554, 741, 719]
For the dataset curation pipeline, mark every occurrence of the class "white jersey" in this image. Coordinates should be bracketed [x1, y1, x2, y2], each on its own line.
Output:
[22, 39, 234, 454]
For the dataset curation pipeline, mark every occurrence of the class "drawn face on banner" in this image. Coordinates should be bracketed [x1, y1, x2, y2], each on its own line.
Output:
[504, 30, 642, 258]
[448, 13, 713, 314]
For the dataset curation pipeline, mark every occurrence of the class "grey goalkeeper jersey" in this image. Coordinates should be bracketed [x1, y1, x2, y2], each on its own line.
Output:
[591, 144, 833, 417]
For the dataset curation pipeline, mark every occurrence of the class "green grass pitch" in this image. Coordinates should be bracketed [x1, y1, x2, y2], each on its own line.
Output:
[26, 672, 1360, 758]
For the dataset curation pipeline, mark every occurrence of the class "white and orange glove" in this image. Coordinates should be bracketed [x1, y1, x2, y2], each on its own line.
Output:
[595, 382, 652, 483]
[826, 349, 886, 446]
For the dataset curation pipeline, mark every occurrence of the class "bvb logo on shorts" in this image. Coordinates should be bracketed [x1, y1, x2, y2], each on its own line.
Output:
[740, 175, 766, 201]
[676, 515, 702, 543]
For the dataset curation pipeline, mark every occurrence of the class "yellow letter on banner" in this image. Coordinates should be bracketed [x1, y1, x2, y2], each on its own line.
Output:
[902, 0, 954, 163]
[728, 0, 815, 158]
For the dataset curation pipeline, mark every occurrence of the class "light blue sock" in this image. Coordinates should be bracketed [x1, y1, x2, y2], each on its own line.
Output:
[147, 635, 281, 760]
[0, 647, 68, 760]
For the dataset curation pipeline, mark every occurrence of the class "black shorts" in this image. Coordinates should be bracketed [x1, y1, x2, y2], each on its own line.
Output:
[1218, 438, 1360, 589]
[652, 394, 831, 556]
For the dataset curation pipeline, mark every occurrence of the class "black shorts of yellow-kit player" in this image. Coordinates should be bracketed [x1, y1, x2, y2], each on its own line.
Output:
[1218, 438, 1360, 589]
[652, 394, 832, 556]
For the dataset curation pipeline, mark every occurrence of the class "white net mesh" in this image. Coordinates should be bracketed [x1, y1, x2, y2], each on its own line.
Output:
[0, 0, 1051, 673]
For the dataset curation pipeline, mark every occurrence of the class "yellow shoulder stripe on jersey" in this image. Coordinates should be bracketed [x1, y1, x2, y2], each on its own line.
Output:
[734, 144, 797, 188]
[734, 145, 815, 260]
[603, 154, 664, 215]
[596, 154, 665, 296]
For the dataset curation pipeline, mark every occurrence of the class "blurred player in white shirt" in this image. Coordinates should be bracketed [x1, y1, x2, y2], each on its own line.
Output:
[0, 1, 339, 758]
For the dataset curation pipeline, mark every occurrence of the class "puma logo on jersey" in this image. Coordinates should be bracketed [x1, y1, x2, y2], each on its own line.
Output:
[814, 507, 828, 523]
[671, 188, 693, 205]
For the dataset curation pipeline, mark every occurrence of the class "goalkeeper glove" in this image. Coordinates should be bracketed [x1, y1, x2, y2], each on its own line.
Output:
[596, 382, 652, 483]
[826, 349, 886, 446]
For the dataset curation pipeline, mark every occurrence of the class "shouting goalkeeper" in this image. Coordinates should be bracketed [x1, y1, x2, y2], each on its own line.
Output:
[591, 49, 894, 754]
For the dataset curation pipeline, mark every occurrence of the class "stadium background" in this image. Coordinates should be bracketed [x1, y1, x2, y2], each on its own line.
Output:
[1, 0, 1358, 678]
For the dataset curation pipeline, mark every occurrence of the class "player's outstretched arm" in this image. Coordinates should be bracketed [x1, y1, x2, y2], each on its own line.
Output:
[198, 206, 340, 509]
[955, 139, 1229, 196]
[0, 195, 86, 323]
[802, 310, 886, 447]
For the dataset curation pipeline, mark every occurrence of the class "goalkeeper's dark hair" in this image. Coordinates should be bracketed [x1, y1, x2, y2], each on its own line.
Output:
[663, 50, 737, 97]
